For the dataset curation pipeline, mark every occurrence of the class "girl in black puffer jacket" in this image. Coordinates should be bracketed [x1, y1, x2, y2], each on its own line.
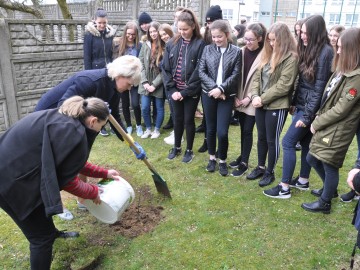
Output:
[199, 20, 242, 176]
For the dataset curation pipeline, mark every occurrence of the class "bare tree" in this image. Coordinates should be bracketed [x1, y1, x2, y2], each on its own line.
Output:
[0, 0, 74, 19]
[57, 0, 72, 19]
[0, 0, 44, 18]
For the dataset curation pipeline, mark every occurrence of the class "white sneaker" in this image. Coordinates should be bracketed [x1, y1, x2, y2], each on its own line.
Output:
[141, 129, 152, 139]
[136, 125, 143, 137]
[151, 129, 161, 139]
[77, 201, 87, 210]
[164, 130, 175, 145]
[126, 126, 133, 134]
[164, 130, 184, 145]
[57, 208, 74, 221]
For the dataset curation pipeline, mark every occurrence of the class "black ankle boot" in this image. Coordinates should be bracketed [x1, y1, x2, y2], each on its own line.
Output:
[163, 116, 173, 130]
[311, 188, 339, 198]
[198, 139, 208, 153]
[301, 198, 331, 214]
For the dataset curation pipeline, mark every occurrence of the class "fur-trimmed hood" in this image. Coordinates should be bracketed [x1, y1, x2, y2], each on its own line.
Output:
[85, 21, 116, 38]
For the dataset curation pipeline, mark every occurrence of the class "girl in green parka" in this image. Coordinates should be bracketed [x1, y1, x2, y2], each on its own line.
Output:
[301, 28, 360, 214]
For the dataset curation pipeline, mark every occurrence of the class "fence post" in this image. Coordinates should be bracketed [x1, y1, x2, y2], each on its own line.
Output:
[0, 19, 19, 129]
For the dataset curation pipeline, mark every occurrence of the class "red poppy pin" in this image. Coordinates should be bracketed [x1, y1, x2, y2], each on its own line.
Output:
[346, 88, 357, 101]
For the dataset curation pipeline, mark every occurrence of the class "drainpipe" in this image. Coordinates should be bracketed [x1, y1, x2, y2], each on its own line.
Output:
[302, 0, 305, 18]
[338, 0, 344, 23]
[322, 0, 327, 17]
[352, 0, 358, 26]
[274, 0, 279, 22]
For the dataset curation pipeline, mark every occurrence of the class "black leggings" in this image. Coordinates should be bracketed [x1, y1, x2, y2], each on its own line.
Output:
[120, 86, 142, 126]
[255, 108, 288, 173]
[172, 95, 200, 150]
[202, 92, 233, 160]
[238, 112, 256, 164]
[0, 196, 57, 270]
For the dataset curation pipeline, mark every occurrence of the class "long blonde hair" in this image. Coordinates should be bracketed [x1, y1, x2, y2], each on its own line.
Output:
[259, 22, 297, 73]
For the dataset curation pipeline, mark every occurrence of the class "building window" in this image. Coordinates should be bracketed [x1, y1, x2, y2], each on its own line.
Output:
[222, 9, 233, 20]
[348, 0, 356, 4]
[331, 0, 343, 5]
[261, 11, 270, 16]
[316, 0, 326, 5]
[273, 12, 283, 17]
[286, 12, 297, 17]
[253, 11, 259, 22]
[345, 14, 359, 25]
[299, 13, 311, 19]
[300, 0, 313, 4]
[329, 13, 341, 24]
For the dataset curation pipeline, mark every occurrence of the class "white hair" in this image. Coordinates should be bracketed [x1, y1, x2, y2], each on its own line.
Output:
[107, 55, 142, 86]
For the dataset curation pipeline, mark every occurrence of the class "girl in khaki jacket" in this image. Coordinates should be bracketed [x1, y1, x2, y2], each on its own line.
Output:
[249, 22, 298, 188]
[301, 28, 360, 214]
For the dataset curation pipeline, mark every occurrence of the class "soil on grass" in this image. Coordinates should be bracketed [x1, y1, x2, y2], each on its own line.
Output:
[61, 180, 165, 239]
[110, 185, 165, 238]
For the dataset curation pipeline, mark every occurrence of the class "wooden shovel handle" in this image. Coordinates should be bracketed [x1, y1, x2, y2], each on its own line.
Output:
[108, 115, 155, 171]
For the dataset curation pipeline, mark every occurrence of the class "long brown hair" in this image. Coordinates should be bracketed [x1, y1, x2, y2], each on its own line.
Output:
[173, 8, 202, 44]
[333, 28, 360, 74]
[298, 15, 330, 82]
[117, 21, 140, 57]
[146, 21, 165, 67]
[259, 22, 297, 73]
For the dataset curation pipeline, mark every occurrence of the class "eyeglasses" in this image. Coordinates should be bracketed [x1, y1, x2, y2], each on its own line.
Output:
[244, 38, 257, 43]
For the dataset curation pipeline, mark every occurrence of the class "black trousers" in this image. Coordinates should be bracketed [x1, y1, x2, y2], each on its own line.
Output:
[255, 108, 287, 173]
[172, 95, 200, 150]
[120, 86, 142, 126]
[0, 196, 57, 270]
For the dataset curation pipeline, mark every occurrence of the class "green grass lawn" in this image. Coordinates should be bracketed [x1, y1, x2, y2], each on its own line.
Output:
[0, 115, 359, 269]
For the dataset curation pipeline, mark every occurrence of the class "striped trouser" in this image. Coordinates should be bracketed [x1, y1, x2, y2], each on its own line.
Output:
[255, 108, 288, 173]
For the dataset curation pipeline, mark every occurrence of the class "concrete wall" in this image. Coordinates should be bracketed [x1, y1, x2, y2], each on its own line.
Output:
[0, 0, 210, 134]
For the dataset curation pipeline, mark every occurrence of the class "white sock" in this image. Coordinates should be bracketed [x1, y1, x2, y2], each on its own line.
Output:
[298, 177, 309, 184]
[280, 183, 289, 191]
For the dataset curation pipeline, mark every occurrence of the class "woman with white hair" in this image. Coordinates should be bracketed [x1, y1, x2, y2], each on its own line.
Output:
[35, 55, 142, 140]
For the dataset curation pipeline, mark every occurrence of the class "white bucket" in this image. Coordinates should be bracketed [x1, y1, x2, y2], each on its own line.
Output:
[82, 178, 135, 224]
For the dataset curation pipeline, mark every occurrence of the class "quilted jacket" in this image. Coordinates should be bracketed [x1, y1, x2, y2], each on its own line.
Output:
[198, 42, 242, 97]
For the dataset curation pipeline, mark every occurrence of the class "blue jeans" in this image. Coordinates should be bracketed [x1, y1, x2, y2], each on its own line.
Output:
[306, 153, 339, 203]
[357, 123, 360, 159]
[141, 95, 164, 129]
[281, 109, 313, 183]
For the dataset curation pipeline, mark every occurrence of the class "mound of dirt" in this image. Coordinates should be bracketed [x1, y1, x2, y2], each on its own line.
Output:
[110, 185, 165, 238]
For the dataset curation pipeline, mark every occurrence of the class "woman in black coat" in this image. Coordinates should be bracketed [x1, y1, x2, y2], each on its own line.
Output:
[0, 96, 109, 269]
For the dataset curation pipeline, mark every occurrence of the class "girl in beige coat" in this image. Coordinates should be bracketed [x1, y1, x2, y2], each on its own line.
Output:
[230, 23, 267, 177]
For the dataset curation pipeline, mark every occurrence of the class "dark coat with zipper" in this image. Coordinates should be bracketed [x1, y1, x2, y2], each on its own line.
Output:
[199, 42, 242, 98]
[162, 36, 206, 97]
[309, 68, 360, 168]
[292, 44, 334, 126]
[0, 109, 97, 220]
[34, 68, 125, 140]
[84, 22, 116, 70]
